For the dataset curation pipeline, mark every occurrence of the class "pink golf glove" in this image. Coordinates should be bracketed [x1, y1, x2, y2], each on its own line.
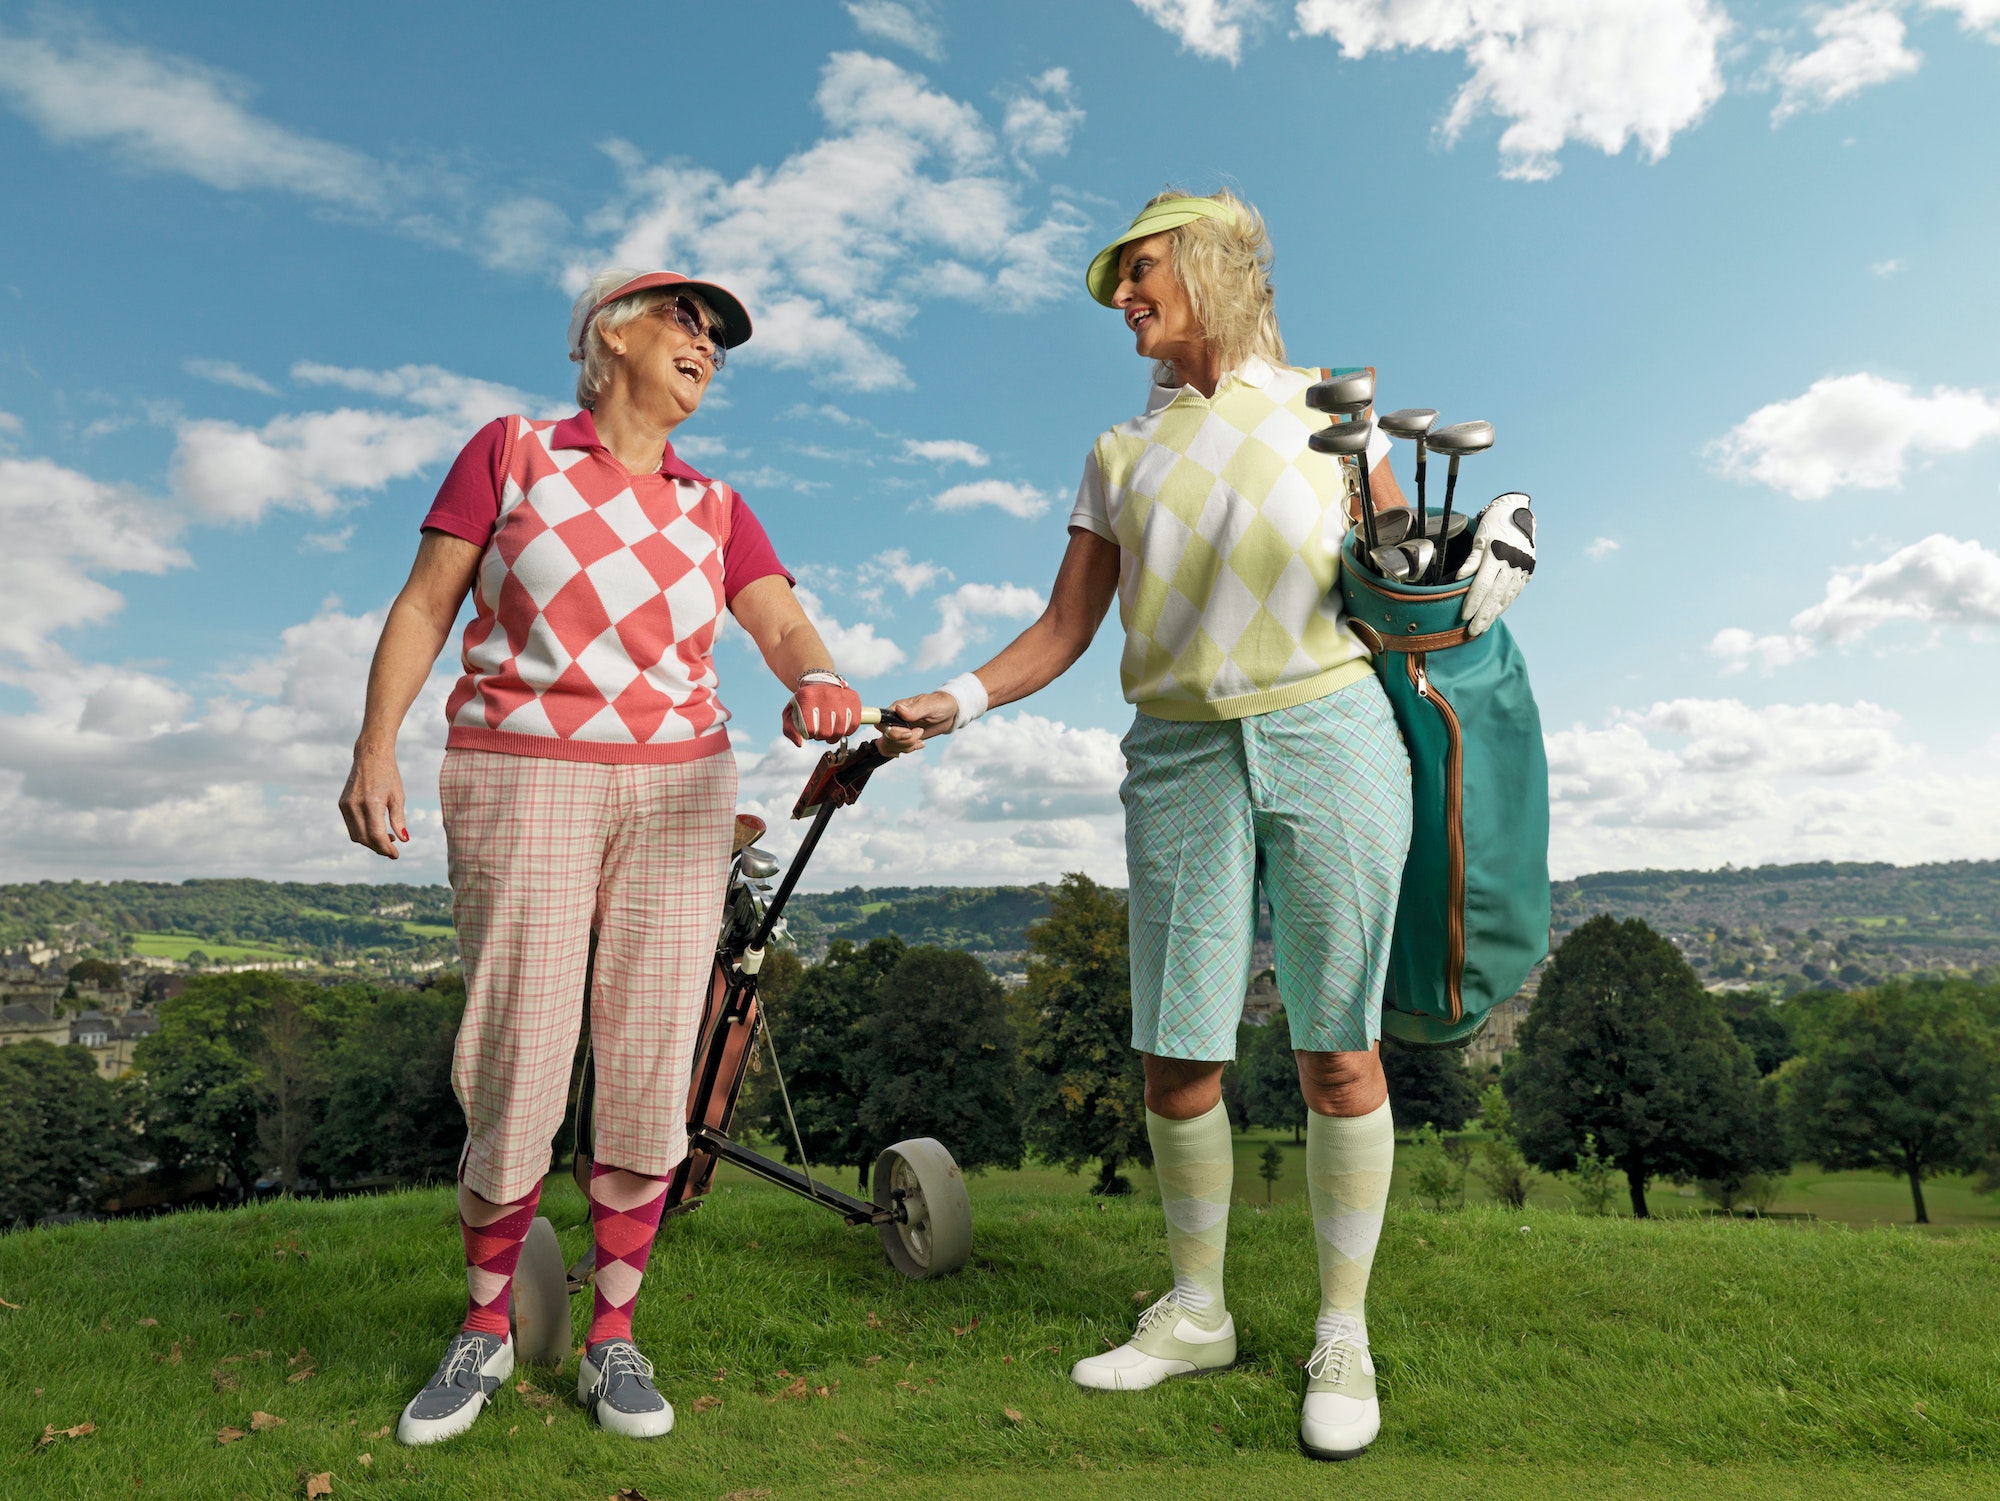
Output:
[784, 670, 862, 745]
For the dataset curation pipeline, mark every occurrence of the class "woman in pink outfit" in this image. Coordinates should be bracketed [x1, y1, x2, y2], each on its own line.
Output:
[338, 267, 861, 1445]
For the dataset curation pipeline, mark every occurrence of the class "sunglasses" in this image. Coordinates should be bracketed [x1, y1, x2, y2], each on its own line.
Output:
[658, 295, 727, 369]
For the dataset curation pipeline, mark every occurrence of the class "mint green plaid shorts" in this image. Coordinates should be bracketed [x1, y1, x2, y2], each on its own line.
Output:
[1121, 678, 1412, 1060]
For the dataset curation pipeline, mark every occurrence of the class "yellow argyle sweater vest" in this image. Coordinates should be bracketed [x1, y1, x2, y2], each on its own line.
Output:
[1089, 359, 1372, 721]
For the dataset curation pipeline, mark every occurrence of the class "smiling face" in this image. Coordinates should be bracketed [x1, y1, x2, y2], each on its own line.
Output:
[1112, 232, 1205, 371]
[601, 295, 721, 426]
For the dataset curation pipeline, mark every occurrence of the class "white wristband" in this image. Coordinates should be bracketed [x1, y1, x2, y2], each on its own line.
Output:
[940, 672, 988, 731]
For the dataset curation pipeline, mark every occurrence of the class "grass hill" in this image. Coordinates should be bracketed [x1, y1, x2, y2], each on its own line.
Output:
[1, 1148, 1992, 1499]
[6, 859, 1998, 990]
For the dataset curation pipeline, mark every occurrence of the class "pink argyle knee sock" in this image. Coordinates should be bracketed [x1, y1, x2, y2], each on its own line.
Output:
[459, 1183, 543, 1337]
[586, 1164, 670, 1348]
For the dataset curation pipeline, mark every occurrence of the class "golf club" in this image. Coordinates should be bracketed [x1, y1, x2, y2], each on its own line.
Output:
[1370, 535, 1436, 582]
[1423, 420, 1494, 582]
[1308, 416, 1382, 552]
[1305, 372, 1382, 550]
[1377, 407, 1438, 544]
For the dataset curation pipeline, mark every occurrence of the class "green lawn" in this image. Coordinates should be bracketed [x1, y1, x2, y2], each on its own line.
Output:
[1228, 1128, 2000, 1230]
[398, 922, 456, 940]
[2, 1157, 1995, 1500]
[127, 931, 303, 965]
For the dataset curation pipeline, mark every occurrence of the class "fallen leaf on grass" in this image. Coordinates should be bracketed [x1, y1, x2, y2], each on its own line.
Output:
[273, 1238, 309, 1263]
[1003, 1408, 1023, 1423]
[358, 1454, 372, 1466]
[1131, 1289, 1154, 1305]
[305, 1474, 333, 1498]
[1211, 1424, 1225, 1435]
[509, 1425, 518, 1436]
[896, 1381, 918, 1392]
[37, 1422, 95, 1446]
[1002, 1355, 1013, 1365]
[951, 1319, 979, 1337]
[251, 1411, 285, 1431]
[286, 1368, 314, 1384]
[288, 1347, 313, 1367]
[864, 1355, 882, 1365]
[137, 1317, 159, 1327]
[544, 1414, 555, 1427]
[216, 1427, 248, 1445]
[692, 1395, 721, 1414]
[815, 1386, 831, 1398]
[212, 1370, 239, 1392]
[713, 1367, 728, 1383]
[746, 1240, 761, 1249]
[773, 1368, 792, 1380]
[0, 1295, 22, 1309]
[767, 1377, 810, 1403]
[366, 1425, 389, 1439]
[514, 1381, 555, 1411]
[161, 1342, 184, 1366]
[865, 1311, 881, 1329]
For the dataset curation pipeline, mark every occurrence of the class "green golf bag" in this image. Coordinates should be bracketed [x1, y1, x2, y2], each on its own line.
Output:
[1339, 532, 1550, 1047]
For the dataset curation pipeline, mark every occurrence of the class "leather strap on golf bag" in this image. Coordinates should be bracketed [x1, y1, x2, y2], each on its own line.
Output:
[1339, 536, 1550, 1048]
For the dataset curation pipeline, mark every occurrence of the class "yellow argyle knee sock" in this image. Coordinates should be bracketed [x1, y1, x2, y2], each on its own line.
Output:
[1146, 1100, 1234, 1330]
[1305, 1099, 1393, 1347]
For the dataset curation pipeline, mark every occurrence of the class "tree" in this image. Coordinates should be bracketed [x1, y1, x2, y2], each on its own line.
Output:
[1237, 1009, 1305, 1142]
[317, 981, 466, 1185]
[253, 983, 330, 1188]
[66, 957, 125, 990]
[1471, 1083, 1535, 1208]
[1777, 980, 2000, 1224]
[1404, 1123, 1464, 1210]
[1569, 1132, 1618, 1215]
[1721, 994, 1795, 1076]
[1017, 874, 1150, 1195]
[1383, 1036, 1478, 1132]
[1506, 916, 1787, 1217]
[754, 936, 906, 1186]
[1258, 1142, 1284, 1203]
[135, 974, 275, 1193]
[856, 947, 1023, 1182]
[0, 1042, 131, 1225]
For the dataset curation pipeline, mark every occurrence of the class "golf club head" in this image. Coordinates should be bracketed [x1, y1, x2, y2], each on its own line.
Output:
[1305, 370, 1375, 415]
[1427, 420, 1495, 457]
[1368, 537, 1436, 582]
[1307, 418, 1374, 457]
[1372, 507, 1414, 546]
[1376, 407, 1439, 440]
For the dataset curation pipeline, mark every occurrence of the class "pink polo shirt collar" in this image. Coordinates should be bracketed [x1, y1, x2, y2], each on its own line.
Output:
[549, 410, 712, 485]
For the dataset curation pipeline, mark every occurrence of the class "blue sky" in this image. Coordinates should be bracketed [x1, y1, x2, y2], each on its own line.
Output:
[1, 0, 1996, 888]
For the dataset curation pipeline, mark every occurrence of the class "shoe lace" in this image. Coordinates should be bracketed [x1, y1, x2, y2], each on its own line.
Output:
[1305, 1339, 1352, 1384]
[596, 1341, 657, 1391]
[435, 1334, 492, 1390]
[1133, 1296, 1185, 1338]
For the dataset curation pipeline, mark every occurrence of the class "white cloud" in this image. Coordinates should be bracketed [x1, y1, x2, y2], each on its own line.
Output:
[859, 548, 952, 599]
[921, 712, 1124, 820]
[183, 358, 280, 396]
[0, 412, 22, 435]
[1711, 533, 2000, 672]
[1002, 68, 1086, 166]
[1132, 0, 1270, 64]
[1708, 372, 2000, 499]
[170, 363, 551, 524]
[794, 586, 909, 680]
[903, 438, 989, 466]
[0, 601, 458, 879]
[1869, 257, 1905, 276]
[301, 525, 355, 554]
[1769, 2, 1922, 126]
[933, 479, 1053, 519]
[845, 0, 946, 61]
[1924, 0, 2000, 40]
[0, 26, 386, 210]
[1291, 0, 1731, 181]
[1585, 537, 1620, 561]
[585, 53, 1089, 391]
[1547, 696, 2000, 873]
[916, 582, 1046, 669]
[0, 458, 188, 667]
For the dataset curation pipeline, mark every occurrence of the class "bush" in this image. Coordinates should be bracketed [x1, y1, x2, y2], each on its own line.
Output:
[1569, 1132, 1619, 1215]
[1471, 1083, 1535, 1208]
[1405, 1122, 1465, 1210]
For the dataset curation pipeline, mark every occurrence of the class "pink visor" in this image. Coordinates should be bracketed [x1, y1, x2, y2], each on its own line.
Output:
[567, 271, 753, 359]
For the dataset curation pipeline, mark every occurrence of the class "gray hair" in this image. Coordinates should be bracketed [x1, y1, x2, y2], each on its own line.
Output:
[569, 266, 719, 410]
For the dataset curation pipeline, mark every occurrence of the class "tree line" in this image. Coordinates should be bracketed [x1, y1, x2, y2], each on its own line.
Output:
[3, 889, 1995, 1227]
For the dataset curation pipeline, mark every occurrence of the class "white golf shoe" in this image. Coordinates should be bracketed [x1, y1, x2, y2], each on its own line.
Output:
[1070, 1295, 1236, 1391]
[578, 1338, 675, 1439]
[396, 1330, 514, 1446]
[1299, 1337, 1380, 1460]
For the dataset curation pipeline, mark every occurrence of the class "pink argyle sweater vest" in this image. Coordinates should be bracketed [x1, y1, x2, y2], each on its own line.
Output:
[443, 415, 734, 763]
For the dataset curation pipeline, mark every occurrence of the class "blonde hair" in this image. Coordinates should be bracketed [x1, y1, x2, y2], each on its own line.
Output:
[1142, 187, 1285, 385]
[570, 267, 720, 410]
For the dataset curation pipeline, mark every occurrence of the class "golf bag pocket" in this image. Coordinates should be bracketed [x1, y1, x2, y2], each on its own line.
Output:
[1339, 536, 1549, 1047]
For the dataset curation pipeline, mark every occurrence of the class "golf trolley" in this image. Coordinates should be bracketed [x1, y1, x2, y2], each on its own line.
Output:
[508, 714, 974, 1365]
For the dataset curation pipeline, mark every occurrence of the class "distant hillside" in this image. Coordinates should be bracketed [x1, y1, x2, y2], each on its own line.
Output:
[5, 859, 1996, 993]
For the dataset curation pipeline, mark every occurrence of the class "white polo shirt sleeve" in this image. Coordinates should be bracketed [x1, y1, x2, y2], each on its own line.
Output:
[1067, 445, 1115, 543]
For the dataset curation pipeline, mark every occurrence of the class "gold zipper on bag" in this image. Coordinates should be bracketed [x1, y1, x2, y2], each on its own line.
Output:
[1407, 653, 1466, 1023]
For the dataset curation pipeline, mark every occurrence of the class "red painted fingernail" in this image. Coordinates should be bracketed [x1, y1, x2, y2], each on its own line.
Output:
[399, 827, 409, 840]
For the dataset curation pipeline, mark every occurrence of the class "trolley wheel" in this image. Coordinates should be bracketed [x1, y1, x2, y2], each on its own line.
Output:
[510, 1216, 572, 1366]
[873, 1138, 972, 1279]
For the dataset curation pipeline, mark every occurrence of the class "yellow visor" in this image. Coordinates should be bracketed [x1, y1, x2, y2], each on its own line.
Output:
[1085, 197, 1245, 307]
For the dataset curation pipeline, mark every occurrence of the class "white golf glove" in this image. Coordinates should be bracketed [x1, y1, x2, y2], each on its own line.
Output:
[1456, 494, 1537, 637]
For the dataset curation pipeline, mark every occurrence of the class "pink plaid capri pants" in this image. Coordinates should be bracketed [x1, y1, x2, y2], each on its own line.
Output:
[440, 747, 737, 1203]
